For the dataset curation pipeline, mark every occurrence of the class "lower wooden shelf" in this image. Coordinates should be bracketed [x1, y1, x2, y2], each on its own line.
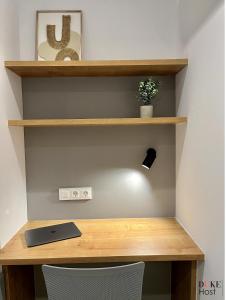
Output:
[8, 117, 187, 127]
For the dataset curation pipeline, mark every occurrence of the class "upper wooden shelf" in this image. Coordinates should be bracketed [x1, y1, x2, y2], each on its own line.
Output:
[5, 59, 188, 77]
[8, 117, 187, 127]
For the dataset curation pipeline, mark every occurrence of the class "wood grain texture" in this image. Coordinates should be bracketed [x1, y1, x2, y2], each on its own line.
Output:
[5, 59, 188, 77]
[171, 261, 197, 300]
[8, 117, 187, 127]
[3, 265, 35, 300]
[0, 218, 204, 265]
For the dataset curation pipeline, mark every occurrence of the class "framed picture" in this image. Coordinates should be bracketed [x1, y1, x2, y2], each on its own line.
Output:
[36, 10, 82, 61]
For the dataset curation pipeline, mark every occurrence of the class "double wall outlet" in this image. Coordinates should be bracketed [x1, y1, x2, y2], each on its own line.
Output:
[59, 187, 92, 201]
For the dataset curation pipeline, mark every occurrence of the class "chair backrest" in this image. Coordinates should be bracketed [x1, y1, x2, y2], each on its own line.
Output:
[42, 262, 145, 300]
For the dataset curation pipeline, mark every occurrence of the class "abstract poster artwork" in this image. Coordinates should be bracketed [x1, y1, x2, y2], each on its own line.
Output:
[36, 10, 82, 61]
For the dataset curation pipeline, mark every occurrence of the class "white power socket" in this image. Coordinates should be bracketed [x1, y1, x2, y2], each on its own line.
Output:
[59, 187, 92, 201]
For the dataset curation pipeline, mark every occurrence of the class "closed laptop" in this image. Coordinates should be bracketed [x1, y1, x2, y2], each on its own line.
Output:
[25, 222, 82, 247]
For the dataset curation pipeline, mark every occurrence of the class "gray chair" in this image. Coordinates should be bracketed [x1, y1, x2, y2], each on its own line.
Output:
[42, 262, 145, 300]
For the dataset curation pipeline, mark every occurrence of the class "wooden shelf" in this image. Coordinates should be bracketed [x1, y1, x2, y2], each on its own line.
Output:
[0, 218, 204, 265]
[8, 117, 187, 127]
[5, 59, 188, 77]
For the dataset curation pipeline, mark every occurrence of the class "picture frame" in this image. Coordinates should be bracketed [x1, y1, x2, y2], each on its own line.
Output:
[36, 10, 82, 61]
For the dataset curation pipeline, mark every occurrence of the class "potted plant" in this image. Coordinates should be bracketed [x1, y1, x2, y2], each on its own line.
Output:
[138, 78, 160, 118]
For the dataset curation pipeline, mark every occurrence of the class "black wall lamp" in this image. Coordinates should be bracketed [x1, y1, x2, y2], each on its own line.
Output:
[142, 148, 156, 170]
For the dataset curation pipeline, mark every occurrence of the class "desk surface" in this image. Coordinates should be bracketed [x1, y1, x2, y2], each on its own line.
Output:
[0, 218, 204, 265]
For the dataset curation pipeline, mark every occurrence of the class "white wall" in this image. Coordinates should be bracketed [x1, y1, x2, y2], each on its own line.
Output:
[0, 0, 27, 248]
[17, 0, 181, 60]
[176, 1, 224, 299]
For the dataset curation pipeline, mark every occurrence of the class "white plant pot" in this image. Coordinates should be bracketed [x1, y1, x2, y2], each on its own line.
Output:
[140, 105, 153, 118]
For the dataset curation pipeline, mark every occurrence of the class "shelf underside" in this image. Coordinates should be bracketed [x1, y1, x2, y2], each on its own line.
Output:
[8, 117, 187, 127]
[5, 59, 188, 77]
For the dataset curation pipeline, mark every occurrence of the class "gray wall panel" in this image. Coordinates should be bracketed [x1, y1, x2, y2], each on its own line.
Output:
[23, 76, 175, 220]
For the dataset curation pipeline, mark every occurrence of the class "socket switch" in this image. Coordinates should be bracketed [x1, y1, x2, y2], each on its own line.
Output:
[59, 187, 92, 201]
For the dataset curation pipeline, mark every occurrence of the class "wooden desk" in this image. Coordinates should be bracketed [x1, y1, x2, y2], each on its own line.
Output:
[0, 218, 204, 300]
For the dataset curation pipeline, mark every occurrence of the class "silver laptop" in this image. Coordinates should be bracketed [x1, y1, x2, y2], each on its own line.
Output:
[25, 222, 82, 247]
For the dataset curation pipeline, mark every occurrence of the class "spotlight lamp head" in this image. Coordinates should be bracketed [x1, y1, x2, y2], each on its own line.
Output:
[142, 148, 156, 170]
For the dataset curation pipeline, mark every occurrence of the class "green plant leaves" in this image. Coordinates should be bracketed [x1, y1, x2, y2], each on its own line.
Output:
[138, 78, 160, 105]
